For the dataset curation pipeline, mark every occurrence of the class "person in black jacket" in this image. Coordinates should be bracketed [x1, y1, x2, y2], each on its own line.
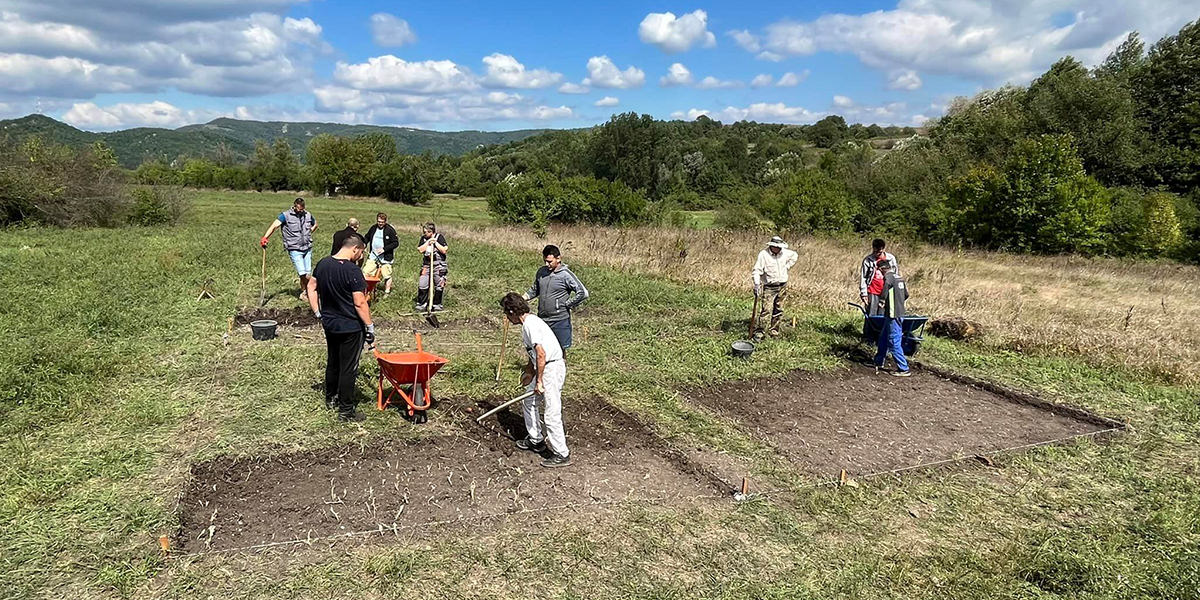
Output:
[330, 218, 365, 258]
[362, 212, 400, 297]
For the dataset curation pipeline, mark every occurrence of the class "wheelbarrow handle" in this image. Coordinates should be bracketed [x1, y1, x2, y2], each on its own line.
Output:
[475, 390, 536, 423]
[847, 302, 868, 315]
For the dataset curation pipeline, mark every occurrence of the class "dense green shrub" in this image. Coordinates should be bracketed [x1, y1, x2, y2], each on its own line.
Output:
[944, 135, 1110, 253]
[373, 157, 431, 205]
[0, 137, 128, 227]
[713, 204, 765, 231]
[128, 186, 191, 226]
[760, 169, 857, 234]
[487, 171, 648, 226]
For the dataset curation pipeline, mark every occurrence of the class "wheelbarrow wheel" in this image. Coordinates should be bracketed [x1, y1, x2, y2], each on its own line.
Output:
[413, 410, 427, 424]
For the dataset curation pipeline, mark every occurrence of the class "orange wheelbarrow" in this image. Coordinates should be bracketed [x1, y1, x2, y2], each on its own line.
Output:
[374, 332, 448, 424]
[364, 274, 381, 302]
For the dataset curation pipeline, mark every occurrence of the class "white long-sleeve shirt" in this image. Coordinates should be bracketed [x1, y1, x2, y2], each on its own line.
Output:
[751, 248, 798, 286]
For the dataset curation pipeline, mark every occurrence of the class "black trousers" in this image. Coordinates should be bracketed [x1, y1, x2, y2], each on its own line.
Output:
[324, 328, 364, 415]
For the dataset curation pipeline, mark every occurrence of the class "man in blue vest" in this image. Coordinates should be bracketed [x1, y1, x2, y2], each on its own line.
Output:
[261, 197, 318, 299]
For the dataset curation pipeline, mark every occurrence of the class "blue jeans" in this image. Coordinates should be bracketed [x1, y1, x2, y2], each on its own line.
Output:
[288, 249, 312, 276]
[874, 318, 909, 372]
[548, 317, 572, 351]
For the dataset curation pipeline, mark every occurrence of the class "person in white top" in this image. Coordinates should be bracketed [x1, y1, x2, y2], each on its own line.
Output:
[500, 292, 570, 468]
[750, 236, 799, 339]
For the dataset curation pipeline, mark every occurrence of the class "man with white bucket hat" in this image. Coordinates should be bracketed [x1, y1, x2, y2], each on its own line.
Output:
[750, 236, 798, 339]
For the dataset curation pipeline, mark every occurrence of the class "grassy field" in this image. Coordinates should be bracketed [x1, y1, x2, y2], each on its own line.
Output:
[1, 190, 1198, 599]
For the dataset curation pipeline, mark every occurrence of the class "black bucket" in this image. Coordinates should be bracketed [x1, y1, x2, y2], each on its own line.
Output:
[731, 340, 756, 359]
[250, 319, 277, 340]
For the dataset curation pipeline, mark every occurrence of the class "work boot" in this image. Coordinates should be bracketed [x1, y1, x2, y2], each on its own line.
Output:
[541, 453, 572, 468]
[338, 410, 365, 422]
[892, 370, 912, 378]
[515, 437, 546, 452]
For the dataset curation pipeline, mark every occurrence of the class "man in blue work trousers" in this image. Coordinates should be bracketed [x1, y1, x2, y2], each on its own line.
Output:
[874, 258, 911, 377]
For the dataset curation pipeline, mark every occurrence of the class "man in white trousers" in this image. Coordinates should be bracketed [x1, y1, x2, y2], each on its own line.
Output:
[500, 292, 570, 468]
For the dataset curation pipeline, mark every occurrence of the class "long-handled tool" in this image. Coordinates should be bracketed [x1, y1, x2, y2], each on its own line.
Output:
[475, 390, 535, 423]
[258, 246, 267, 307]
[423, 250, 440, 328]
[748, 286, 760, 339]
[495, 319, 511, 381]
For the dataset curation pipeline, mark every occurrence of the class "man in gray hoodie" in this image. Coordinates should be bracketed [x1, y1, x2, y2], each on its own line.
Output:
[522, 244, 589, 352]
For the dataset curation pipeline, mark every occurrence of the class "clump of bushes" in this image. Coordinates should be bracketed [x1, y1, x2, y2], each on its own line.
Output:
[487, 171, 649, 227]
[0, 136, 190, 227]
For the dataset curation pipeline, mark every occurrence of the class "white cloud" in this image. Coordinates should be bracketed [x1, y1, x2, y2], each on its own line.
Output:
[480, 53, 562, 89]
[742, 0, 1200, 84]
[311, 83, 576, 126]
[776, 70, 808, 87]
[62, 100, 221, 129]
[727, 29, 760, 52]
[582, 55, 644, 89]
[0, 9, 328, 98]
[750, 74, 773, 88]
[756, 51, 783, 62]
[833, 95, 855, 108]
[594, 96, 619, 107]
[369, 13, 416, 47]
[638, 10, 716, 53]
[675, 102, 824, 124]
[558, 82, 590, 94]
[887, 68, 922, 90]
[333, 55, 477, 93]
[696, 75, 742, 89]
[485, 91, 523, 105]
[660, 62, 693, 87]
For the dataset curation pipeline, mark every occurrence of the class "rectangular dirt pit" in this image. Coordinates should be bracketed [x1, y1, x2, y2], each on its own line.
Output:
[178, 397, 715, 553]
[686, 366, 1118, 479]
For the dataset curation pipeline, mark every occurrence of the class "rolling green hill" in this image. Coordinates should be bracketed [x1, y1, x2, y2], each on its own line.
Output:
[0, 114, 549, 168]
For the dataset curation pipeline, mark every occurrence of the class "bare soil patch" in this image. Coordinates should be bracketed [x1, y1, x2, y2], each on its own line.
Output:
[686, 366, 1112, 479]
[234, 307, 320, 327]
[178, 397, 717, 552]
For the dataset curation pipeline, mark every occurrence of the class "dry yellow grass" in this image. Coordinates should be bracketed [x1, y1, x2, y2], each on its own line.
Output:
[457, 223, 1200, 384]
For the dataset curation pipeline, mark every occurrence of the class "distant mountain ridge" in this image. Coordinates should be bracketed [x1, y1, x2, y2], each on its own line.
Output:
[0, 114, 550, 168]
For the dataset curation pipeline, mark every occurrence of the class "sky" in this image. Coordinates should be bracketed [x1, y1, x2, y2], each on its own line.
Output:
[0, 0, 1197, 132]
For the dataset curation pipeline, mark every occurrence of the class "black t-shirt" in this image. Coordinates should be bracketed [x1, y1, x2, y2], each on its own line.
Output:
[418, 233, 448, 263]
[313, 256, 367, 333]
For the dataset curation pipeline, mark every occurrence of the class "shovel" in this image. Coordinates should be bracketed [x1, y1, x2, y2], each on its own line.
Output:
[475, 390, 536, 423]
[423, 250, 440, 328]
[258, 246, 267, 307]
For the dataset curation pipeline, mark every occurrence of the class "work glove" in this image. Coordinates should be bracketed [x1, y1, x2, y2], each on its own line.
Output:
[313, 310, 322, 319]
[752, 283, 761, 297]
[260, 236, 269, 248]
[364, 324, 376, 347]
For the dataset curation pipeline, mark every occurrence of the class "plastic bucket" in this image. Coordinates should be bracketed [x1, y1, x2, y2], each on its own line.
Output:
[250, 319, 277, 341]
[731, 340, 756, 359]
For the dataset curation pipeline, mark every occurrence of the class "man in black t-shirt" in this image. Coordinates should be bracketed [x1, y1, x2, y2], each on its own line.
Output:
[415, 222, 449, 312]
[307, 235, 376, 421]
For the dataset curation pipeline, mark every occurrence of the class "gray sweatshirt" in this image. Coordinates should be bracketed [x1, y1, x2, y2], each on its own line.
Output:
[524, 264, 589, 323]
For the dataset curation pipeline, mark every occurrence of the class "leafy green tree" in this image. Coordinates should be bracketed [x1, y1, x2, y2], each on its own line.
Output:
[807, 115, 848, 148]
[1094, 32, 1146, 84]
[1025, 57, 1147, 185]
[761, 168, 857, 233]
[134, 159, 180, 185]
[373, 156, 431, 205]
[945, 135, 1110, 253]
[1132, 19, 1200, 192]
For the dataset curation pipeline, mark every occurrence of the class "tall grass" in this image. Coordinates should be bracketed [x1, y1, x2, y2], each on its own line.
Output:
[463, 224, 1200, 384]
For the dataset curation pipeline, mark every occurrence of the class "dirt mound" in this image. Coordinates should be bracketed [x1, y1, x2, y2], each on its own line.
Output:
[178, 397, 718, 552]
[686, 366, 1111, 479]
[234, 307, 320, 328]
[929, 317, 984, 340]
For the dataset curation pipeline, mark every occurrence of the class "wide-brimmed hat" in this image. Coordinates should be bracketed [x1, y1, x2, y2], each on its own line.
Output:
[766, 236, 788, 249]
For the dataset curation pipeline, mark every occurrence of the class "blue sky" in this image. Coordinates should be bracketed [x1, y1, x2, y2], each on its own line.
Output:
[0, 0, 1196, 132]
